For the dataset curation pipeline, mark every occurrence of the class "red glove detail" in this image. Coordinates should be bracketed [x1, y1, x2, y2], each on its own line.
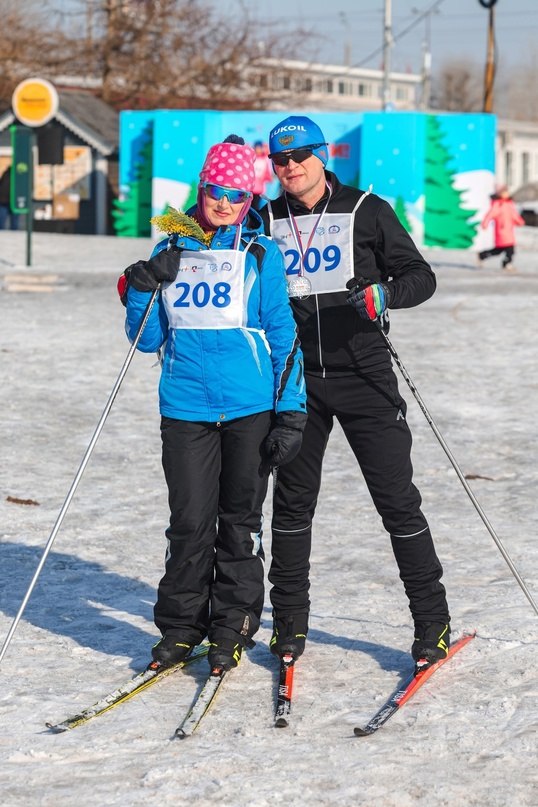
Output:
[363, 287, 378, 320]
[117, 273, 128, 299]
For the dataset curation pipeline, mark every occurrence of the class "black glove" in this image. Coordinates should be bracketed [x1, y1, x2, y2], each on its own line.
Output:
[265, 411, 308, 468]
[347, 281, 391, 320]
[127, 249, 182, 293]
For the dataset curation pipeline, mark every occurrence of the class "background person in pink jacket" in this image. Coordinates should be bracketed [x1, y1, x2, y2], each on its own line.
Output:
[252, 141, 273, 210]
[478, 185, 525, 271]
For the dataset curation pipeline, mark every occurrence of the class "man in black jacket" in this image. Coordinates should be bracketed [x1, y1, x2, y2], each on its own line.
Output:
[261, 115, 450, 667]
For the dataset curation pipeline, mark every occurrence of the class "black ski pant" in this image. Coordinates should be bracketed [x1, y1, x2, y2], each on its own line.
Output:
[155, 411, 272, 647]
[269, 369, 450, 624]
[479, 245, 515, 266]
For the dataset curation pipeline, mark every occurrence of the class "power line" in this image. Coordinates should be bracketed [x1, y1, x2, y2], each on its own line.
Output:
[318, 0, 447, 81]
[355, 0, 444, 68]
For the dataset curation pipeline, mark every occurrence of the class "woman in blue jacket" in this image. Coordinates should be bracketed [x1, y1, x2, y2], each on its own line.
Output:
[121, 135, 307, 672]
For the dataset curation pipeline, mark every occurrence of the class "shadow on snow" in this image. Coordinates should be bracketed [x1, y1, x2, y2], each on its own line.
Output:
[0, 541, 411, 677]
[0, 541, 157, 671]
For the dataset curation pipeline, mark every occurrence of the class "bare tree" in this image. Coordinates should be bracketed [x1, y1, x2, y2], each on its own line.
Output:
[499, 47, 538, 121]
[0, 0, 316, 111]
[0, 1, 77, 111]
[431, 46, 538, 122]
[432, 58, 483, 112]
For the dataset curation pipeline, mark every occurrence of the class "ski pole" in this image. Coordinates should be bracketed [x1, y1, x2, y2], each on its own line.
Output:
[347, 277, 538, 618]
[0, 286, 161, 666]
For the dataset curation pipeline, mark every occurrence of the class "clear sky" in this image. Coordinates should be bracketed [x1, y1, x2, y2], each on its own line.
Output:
[250, 0, 537, 75]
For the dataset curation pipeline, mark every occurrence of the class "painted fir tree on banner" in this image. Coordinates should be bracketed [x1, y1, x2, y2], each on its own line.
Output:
[424, 116, 478, 248]
[112, 122, 153, 238]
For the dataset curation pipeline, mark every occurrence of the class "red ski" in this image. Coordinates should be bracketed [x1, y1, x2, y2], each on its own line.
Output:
[354, 632, 476, 736]
[275, 653, 295, 727]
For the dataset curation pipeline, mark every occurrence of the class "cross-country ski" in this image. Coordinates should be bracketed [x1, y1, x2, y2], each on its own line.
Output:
[45, 644, 208, 732]
[354, 633, 476, 736]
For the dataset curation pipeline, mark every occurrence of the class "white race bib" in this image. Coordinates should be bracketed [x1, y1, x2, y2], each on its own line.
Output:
[162, 249, 245, 329]
[271, 212, 354, 294]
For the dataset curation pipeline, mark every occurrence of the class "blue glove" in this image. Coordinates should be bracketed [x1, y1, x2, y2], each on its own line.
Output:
[348, 282, 391, 320]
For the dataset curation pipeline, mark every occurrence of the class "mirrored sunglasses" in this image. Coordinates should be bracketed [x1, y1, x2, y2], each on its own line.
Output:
[269, 144, 327, 167]
[203, 183, 252, 204]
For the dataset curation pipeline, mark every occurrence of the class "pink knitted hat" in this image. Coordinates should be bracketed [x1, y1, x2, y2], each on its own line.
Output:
[199, 139, 256, 191]
[196, 135, 257, 230]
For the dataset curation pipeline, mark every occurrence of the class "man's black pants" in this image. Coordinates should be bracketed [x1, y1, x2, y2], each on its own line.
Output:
[269, 369, 449, 623]
[155, 411, 271, 646]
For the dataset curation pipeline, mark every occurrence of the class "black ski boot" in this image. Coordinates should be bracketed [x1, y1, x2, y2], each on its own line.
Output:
[208, 638, 243, 671]
[411, 622, 450, 665]
[270, 613, 309, 660]
[151, 635, 193, 667]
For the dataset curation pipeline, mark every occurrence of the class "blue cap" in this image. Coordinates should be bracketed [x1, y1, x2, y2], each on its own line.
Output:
[268, 116, 329, 166]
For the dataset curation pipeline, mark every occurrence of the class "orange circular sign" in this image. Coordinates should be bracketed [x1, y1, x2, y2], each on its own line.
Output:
[12, 78, 59, 127]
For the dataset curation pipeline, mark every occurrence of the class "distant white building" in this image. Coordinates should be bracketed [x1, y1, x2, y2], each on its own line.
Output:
[496, 118, 538, 193]
[254, 58, 421, 112]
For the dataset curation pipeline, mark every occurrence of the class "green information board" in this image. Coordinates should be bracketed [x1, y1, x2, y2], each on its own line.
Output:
[9, 125, 33, 214]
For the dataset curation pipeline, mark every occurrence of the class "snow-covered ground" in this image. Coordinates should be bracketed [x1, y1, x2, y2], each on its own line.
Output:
[1, 226, 537, 807]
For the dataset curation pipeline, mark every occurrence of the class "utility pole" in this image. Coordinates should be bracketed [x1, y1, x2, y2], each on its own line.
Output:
[421, 39, 432, 111]
[382, 0, 392, 110]
[87, 1, 94, 75]
[478, 0, 498, 113]
[340, 12, 351, 66]
[413, 6, 439, 110]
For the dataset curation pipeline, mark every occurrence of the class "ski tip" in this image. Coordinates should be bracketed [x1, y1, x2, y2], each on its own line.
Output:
[174, 728, 189, 740]
[45, 722, 68, 734]
[354, 726, 373, 737]
[275, 717, 289, 728]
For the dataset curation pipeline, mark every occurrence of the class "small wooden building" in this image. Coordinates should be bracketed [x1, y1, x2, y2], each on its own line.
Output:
[0, 91, 119, 235]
